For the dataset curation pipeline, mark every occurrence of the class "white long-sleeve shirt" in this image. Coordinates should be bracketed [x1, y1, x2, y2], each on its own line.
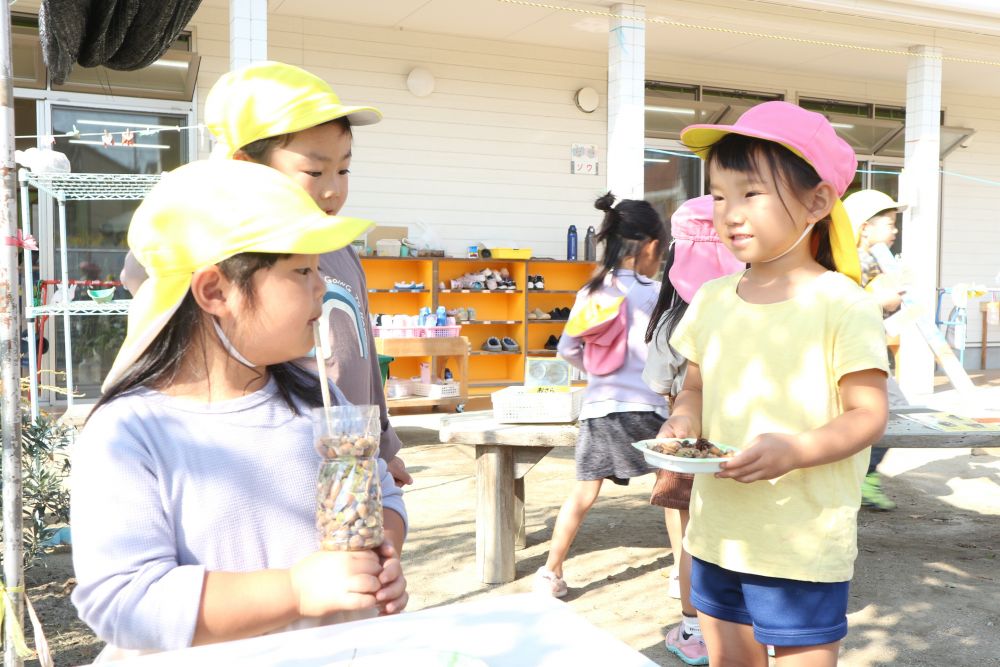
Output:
[70, 377, 406, 652]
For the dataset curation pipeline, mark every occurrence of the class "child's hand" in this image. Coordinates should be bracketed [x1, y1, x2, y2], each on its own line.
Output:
[387, 456, 413, 486]
[290, 550, 382, 617]
[658, 416, 698, 440]
[374, 540, 408, 615]
[716, 432, 803, 483]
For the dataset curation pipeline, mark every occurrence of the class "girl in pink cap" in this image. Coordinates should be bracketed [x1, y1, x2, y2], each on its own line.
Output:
[660, 101, 890, 666]
[643, 195, 745, 666]
[533, 192, 668, 597]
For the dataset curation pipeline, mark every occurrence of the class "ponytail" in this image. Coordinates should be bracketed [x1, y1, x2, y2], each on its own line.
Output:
[584, 192, 668, 294]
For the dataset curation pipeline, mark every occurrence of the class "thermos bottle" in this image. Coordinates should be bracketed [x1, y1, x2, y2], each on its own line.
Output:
[567, 225, 578, 261]
[584, 226, 596, 261]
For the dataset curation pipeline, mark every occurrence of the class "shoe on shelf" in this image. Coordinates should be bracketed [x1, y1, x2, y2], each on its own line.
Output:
[527, 275, 537, 289]
[544, 334, 560, 350]
[535, 275, 545, 290]
[393, 280, 415, 290]
[531, 307, 551, 320]
[500, 337, 520, 352]
[486, 277, 499, 290]
[549, 307, 569, 320]
[528, 310, 538, 320]
[482, 337, 502, 352]
[664, 625, 709, 666]
[532, 566, 567, 598]
[861, 472, 896, 510]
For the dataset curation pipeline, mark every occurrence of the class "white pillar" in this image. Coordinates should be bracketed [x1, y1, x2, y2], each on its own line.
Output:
[230, 0, 267, 71]
[607, 3, 645, 200]
[899, 45, 942, 397]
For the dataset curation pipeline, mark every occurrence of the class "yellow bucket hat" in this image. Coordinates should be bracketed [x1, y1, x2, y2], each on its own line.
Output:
[205, 61, 382, 158]
[102, 160, 374, 392]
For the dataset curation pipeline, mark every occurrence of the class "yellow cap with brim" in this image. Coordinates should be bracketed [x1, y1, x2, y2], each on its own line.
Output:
[102, 160, 374, 392]
[205, 61, 382, 159]
[681, 101, 862, 285]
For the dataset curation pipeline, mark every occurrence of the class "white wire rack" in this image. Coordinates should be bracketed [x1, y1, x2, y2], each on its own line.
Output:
[27, 300, 132, 318]
[19, 169, 159, 418]
[24, 172, 161, 201]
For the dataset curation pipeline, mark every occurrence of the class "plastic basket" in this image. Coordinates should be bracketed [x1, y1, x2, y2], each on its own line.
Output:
[411, 381, 461, 398]
[373, 325, 461, 338]
[489, 247, 532, 259]
[491, 386, 584, 424]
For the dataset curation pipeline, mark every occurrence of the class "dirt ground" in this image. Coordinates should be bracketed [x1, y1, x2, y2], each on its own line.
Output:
[23, 410, 1000, 667]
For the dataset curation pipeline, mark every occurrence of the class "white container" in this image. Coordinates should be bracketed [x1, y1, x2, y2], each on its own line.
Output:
[411, 381, 461, 399]
[376, 239, 402, 257]
[491, 386, 584, 424]
[385, 377, 414, 400]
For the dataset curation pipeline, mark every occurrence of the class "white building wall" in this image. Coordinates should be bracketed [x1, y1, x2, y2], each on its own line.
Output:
[188, 12, 611, 259]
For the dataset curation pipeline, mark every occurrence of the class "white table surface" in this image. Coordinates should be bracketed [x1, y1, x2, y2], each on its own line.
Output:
[105, 593, 657, 667]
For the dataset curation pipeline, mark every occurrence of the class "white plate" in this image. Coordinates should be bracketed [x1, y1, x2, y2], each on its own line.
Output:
[632, 438, 737, 474]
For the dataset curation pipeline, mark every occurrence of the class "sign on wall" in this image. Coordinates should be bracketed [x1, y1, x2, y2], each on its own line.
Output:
[570, 143, 599, 175]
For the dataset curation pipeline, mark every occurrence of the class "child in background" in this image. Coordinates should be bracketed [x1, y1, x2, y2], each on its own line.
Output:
[73, 161, 408, 659]
[845, 188, 911, 511]
[121, 62, 413, 491]
[533, 192, 668, 597]
[643, 194, 745, 666]
[662, 102, 889, 665]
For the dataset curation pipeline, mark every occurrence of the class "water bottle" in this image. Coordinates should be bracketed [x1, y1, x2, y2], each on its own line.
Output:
[435, 306, 448, 326]
[584, 226, 597, 261]
[567, 225, 578, 261]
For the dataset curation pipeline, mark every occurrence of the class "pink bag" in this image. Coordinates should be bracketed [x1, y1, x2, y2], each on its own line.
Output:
[578, 298, 628, 376]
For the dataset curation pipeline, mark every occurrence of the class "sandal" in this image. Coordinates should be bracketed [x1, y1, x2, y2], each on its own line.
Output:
[533, 566, 567, 598]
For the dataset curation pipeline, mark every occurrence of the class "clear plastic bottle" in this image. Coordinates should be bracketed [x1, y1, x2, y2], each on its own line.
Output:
[312, 405, 383, 551]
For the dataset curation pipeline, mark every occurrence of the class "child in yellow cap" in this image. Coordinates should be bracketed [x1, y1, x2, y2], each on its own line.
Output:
[121, 62, 412, 494]
[73, 160, 408, 658]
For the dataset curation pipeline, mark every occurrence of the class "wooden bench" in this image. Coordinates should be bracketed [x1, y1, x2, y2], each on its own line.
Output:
[440, 409, 1000, 584]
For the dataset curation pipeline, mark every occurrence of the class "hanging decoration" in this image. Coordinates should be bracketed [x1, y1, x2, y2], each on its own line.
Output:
[120, 128, 136, 146]
[101, 129, 114, 147]
[3, 230, 39, 251]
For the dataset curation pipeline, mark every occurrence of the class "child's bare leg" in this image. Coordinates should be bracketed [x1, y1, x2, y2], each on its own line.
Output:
[699, 613, 768, 667]
[664, 508, 696, 615]
[544, 479, 603, 577]
[773, 642, 839, 667]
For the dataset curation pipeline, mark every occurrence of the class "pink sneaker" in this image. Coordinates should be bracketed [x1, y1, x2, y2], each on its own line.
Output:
[665, 625, 709, 666]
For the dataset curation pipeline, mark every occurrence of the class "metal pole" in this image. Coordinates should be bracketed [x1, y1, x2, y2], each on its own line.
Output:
[18, 174, 37, 421]
[0, 1, 26, 664]
[57, 201, 72, 408]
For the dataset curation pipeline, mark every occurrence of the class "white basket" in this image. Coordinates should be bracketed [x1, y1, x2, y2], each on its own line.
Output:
[411, 381, 461, 399]
[491, 386, 584, 424]
[373, 324, 461, 338]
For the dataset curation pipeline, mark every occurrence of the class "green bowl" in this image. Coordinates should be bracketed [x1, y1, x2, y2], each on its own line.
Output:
[87, 287, 116, 303]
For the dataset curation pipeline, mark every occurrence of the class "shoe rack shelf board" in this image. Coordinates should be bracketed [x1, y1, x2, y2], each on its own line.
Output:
[360, 256, 597, 397]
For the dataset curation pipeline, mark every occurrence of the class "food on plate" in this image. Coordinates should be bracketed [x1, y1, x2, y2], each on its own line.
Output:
[650, 437, 734, 459]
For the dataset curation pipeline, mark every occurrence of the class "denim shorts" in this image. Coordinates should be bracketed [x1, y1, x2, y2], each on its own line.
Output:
[691, 556, 850, 647]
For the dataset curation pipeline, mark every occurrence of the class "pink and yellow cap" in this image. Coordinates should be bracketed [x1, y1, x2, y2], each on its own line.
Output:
[205, 61, 382, 158]
[102, 160, 373, 392]
[680, 101, 862, 284]
[668, 195, 745, 303]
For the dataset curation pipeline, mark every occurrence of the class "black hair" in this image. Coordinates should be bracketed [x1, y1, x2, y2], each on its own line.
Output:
[585, 192, 668, 294]
[643, 243, 689, 349]
[238, 116, 353, 163]
[91, 253, 323, 420]
[706, 134, 836, 272]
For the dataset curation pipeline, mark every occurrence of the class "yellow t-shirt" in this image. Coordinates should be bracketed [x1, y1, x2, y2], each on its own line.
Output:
[670, 271, 888, 582]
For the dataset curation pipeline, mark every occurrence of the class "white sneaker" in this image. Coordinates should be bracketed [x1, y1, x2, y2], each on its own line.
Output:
[533, 566, 568, 598]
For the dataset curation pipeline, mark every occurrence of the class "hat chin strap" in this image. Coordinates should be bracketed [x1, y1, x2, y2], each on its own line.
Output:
[760, 223, 814, 264]
[211, 317, 258, 368]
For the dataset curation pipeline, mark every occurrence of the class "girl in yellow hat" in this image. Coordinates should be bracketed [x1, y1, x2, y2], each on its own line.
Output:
[73, 160, 408, 658]
[121, 62, 413, 499]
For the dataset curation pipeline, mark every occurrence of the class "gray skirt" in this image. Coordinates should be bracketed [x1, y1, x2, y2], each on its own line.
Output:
[576, 410, 663, 483]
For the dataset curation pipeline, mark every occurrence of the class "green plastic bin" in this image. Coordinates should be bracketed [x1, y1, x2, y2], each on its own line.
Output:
[377, 354, 394, 386]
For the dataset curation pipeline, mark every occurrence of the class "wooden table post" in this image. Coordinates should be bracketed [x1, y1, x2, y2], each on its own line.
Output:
[441, 411, 577, 584]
